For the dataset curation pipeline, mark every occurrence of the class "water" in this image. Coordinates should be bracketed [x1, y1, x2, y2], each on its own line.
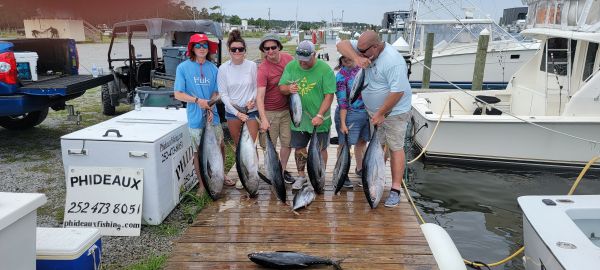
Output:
[405, 149, 600, 270]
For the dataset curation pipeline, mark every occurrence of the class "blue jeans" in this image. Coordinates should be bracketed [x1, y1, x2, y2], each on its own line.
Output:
[225, 110, 259, 121]
[334, 108, 370, 145]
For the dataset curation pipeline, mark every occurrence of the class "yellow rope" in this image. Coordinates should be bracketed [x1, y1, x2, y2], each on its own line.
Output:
[401, 154, 600, 268]
[568, 156, 600, 195]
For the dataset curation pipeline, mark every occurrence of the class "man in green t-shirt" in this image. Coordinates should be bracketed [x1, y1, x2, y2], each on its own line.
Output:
[279, 40, 335, 190]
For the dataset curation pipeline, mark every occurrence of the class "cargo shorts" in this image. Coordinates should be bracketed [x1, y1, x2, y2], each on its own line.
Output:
[189, 124, 224, 152]
[258, 110, 292, 149]
[373, 112, 410, 152]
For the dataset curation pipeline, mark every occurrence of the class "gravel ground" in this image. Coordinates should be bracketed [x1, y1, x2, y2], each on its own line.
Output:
[0, 88, 197, 269]
[0, 36, 338, 269]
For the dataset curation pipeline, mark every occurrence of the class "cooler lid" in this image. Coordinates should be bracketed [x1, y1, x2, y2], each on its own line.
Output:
[114, 106, 188, 122]
[37, 227, 101, 259]
[61, 107, 188, 142]
[0, 192, 47, 231]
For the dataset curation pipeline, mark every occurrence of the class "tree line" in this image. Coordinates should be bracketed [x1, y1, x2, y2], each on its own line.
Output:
[0, 0, 372, 31]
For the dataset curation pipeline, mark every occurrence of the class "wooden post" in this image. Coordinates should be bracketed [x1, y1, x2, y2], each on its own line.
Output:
[422, 32, 434, 89]
[472, 29, 490, 91]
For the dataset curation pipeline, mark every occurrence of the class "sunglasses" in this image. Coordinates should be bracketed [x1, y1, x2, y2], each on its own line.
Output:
[358, 44, 374, 54]
[296, 49, 313, 57]
[194, 43, 209, 49]
[263, 45, 279, 52]
[230, 47, 246, 53]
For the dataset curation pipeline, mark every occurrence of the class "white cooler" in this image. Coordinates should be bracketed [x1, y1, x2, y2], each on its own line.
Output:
[0, 192, 47, 270]
[61, 107, 196, 225]
[15, 51, 39, 81]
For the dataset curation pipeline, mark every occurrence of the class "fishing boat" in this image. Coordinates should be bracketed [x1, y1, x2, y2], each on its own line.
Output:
[407, 18, 540, 89]
[411, 0, 600, 168]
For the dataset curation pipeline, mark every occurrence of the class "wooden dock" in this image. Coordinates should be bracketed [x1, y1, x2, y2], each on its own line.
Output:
[166, 145, 438, 270]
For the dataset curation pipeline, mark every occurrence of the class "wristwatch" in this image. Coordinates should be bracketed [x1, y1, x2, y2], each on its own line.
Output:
[316, 114, 324, 120]
[194, 97, 198, 104]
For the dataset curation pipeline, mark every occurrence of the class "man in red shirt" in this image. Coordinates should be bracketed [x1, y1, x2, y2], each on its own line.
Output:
[256, 34, 295, 183]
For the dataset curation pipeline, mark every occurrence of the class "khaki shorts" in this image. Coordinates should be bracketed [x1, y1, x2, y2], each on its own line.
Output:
[189, 124, 224, 152]
[374, 112, 410, 152]
[259, 110, 292, 148]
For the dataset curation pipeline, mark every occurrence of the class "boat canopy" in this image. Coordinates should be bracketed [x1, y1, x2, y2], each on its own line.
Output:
[111, 18, 223, 40]
[523, 0, 600, 33]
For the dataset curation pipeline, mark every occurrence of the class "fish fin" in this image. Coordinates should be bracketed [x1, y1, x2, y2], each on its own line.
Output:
[257, 171, 272, 185]
[206, 161, 213, 179]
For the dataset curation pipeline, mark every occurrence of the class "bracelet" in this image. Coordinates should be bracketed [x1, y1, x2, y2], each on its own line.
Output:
[316, 114, 324, 120]
[194, 97, 198, 104]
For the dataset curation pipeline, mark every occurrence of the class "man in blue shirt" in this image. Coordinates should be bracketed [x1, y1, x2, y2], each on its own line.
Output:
[337, 30, 412, 207]
[174, 34, 233, 193]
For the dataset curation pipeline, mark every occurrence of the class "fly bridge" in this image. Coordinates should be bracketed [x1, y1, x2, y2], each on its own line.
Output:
[166, 145, 438, 269]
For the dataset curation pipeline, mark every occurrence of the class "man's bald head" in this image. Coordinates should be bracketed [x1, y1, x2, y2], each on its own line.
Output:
[357, 30, 384, 60]
[358, 30, 380, 48]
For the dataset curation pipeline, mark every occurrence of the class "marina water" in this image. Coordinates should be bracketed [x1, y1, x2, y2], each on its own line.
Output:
[405, 148, 600, 269]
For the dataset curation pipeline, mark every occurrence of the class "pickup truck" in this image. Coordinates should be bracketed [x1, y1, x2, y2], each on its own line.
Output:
[0, 38, 112, 130]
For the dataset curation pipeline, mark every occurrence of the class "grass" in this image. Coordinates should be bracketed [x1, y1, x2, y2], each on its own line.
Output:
[122, 254, 168, 270]
[148, 223, 180, 237]
[179, 190, 212, 223]
[224, 139, 236, 172]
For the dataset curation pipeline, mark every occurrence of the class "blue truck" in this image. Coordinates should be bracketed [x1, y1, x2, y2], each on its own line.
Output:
[0, 39, 112, 130]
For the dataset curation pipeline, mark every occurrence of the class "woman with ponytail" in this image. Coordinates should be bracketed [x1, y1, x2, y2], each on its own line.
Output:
[217, 29, 259, 189]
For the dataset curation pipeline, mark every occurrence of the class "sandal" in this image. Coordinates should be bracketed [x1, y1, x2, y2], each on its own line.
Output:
[224, 177, 236, 186]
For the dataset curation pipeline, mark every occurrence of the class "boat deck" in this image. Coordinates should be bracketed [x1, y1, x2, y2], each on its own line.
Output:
[166, 144, 438, 269]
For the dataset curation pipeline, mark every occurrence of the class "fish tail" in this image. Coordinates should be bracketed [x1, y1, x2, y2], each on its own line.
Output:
[332, 258, 344, 270]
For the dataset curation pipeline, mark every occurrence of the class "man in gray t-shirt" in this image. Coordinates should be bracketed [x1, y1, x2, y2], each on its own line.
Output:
[337, 30, 411, 207]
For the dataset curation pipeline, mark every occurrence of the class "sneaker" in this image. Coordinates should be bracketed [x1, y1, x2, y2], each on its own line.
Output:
[235, 180, 244, 190]
[292, 176, 307, 190]
[283, 170, 295, 184]
[384, 191, 401, 207]
[342, 178, 353, 188]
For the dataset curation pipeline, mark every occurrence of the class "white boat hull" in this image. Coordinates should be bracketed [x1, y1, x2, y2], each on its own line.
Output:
[410, 42, 539, 88]
[519, 195, 600, 270]
[411, 96, 600, 167]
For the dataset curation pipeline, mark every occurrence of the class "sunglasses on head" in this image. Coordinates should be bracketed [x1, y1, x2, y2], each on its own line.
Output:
[194, 43, 209, 49]
[296, 49, 313, 57]
[230, 47, 246, 53]
[263, 45, 279, 52]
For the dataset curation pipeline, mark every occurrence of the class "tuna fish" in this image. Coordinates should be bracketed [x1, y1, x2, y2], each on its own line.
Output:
[292, 184, 316, 212]
[235, 122, 260, 197]
[289, 93, 303, 127]
[333, 134, 351, 195]
[361, 126, 385, 209]
[263, 129, 287, 203]
[248, 251, 342, 269]
[198, 117, 225, 200]
[307, 126, 325, 194]
[348, 68, 367, 104]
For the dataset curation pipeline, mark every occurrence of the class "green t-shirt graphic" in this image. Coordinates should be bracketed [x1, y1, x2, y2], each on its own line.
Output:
[279, 59, 336, 133]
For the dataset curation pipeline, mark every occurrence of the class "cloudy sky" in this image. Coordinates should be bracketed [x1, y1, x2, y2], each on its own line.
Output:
[190, 0, 526, 25]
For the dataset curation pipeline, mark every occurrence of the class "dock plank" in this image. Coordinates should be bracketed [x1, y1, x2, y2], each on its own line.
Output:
[167, 144, 438, 269]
